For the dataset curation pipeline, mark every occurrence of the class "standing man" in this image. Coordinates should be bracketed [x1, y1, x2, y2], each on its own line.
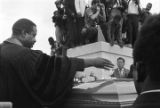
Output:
[107, 15, 123, 47]
[111, 57, 130, 78]
[52, 0, 66, 45]
[0, 18, 114, 108]
[126, 0, 141, 47]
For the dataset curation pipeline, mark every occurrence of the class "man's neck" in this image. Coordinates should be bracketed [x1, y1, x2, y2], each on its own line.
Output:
[142, 76, 160, 92]
[5, 37, 23, 46]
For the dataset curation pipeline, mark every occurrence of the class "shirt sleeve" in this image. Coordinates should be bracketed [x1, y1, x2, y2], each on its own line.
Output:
[26, 50, 85, 106]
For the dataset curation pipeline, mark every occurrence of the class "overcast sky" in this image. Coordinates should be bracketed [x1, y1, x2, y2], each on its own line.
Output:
[0, 0, 160, 54]
[0, 0, 56, 54]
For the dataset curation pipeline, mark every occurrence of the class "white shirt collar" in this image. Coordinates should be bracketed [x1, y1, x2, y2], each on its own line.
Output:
[118, 68, 124, 71]
[141, 89, 160, 95]
[5, 37, 23, 46]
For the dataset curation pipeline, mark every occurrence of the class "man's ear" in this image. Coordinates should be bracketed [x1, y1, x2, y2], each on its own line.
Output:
[134, 62, 147, 94]
[17, 30, 26, 41]
[21, 30, 28, 39]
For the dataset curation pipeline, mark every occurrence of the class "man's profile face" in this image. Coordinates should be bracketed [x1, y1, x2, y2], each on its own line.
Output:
[23, 26, 37, 48]
[146, 3, 152, 11]
[117, 59, 125, 69]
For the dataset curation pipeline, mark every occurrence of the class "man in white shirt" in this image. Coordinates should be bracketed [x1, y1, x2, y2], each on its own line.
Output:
[75, 0, 86, 17]
[126, 0, 141, 47]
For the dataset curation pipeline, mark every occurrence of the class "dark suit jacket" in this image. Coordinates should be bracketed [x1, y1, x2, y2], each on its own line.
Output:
[133, 92, 160, 108]
[111, 68, 130, 78]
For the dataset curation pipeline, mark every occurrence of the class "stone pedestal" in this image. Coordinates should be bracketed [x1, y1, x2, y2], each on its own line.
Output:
[67, 41, 133, 80]
[65, 42, 137, 108]
[64, 79, 137, 108]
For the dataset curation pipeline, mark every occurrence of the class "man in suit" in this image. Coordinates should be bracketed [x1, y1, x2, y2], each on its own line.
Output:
[112, 57, 129, 78]
[132, 14, 160, 108]
[126, 0, 141, 47]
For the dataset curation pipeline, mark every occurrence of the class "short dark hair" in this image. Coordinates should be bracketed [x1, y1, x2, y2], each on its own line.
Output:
[12, 18, 36, 35]
[147, 2, 152, 6]
[91, 0, 100, 5]
[113, 15, 121, 22]
[117, 57, 125, 63]
[133, 14, 160, 81]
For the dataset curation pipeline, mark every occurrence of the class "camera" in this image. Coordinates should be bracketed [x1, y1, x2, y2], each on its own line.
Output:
[96, 3, 103, 8]
[133, 0, 139, 5]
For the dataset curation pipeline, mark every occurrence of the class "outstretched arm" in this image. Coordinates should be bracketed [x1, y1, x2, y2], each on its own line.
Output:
[84, 57, 114, 70]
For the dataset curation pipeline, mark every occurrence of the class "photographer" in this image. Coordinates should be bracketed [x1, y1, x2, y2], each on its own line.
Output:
[48, 37, 64, 56]
[82, 0, 108, 44]
[52, 0, 66, 46]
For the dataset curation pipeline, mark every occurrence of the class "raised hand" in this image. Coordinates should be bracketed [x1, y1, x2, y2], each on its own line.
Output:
[84, 57, 114, 70]
[93, 57, 114, 70]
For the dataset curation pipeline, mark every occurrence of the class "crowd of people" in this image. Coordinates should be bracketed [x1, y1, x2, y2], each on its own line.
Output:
[1, 0, 160, 108]
[52, 0, 152, 55]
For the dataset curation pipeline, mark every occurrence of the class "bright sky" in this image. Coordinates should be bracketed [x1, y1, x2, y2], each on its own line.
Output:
[0, 0, 160, 54]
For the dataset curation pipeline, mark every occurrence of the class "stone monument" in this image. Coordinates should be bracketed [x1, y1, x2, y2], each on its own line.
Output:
[65, 42, 136, 108]
[67, 41, 133, 80]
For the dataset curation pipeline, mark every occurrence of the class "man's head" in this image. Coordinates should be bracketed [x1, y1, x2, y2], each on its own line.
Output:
[12, 18, 37, 48]
[133, 14, 160, 82]
[55, 0, 63, 9]
[91, 0, 100, 8]
[92, 0, 100, 5]
[117, 57, 125, 69]
[146, 3, 152, 11]
[113, 15, 121, 24]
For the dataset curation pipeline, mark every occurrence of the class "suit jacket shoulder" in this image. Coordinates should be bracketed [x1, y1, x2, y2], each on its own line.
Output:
[112, 68, 130, 78]
[133, 92, 160, 108]
[124, 68, 130, 73]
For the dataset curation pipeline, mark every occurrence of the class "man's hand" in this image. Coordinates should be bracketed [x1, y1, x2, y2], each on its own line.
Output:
[84, 57, 114, 70]
[96, 6, 101, 12]
[93, 57, 114, 70]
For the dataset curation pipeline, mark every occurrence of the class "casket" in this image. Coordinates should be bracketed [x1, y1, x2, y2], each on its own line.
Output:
[64, 79, 137, 108]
